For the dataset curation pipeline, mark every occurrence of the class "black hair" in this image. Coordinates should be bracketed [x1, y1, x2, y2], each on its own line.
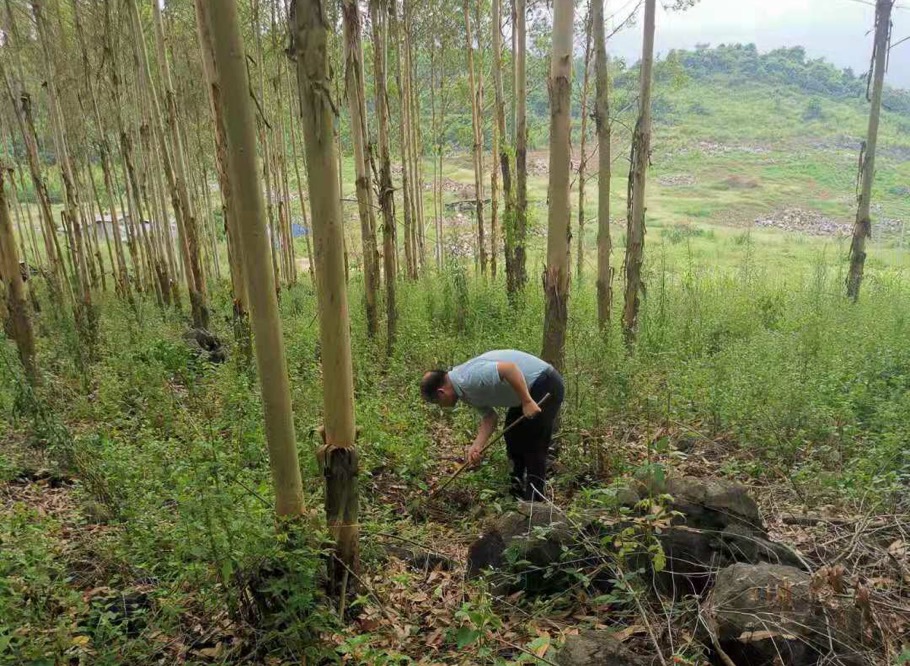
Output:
[420, 369, 448, 403]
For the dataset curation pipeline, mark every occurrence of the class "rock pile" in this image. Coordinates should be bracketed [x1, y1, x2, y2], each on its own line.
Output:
[468, 476, 804, 596]
[468, 477, 871, 666]
[754, 208, 848, 236]
[657, 174, 697, 187]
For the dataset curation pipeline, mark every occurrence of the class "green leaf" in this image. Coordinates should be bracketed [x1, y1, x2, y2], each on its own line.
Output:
[455, 626, 480, 649]
[220, 559, 234, 581]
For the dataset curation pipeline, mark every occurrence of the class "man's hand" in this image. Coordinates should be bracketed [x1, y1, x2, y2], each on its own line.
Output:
[522, 399, 542, 419]
[467, 442, 485, 467]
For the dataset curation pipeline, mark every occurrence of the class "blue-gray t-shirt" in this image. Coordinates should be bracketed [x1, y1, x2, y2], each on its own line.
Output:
[448, 350, 551, 414]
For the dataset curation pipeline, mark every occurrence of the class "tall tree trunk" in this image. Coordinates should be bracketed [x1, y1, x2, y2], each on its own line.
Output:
[371, 0, 398, 353]
[85, 165, 116, 295]
[93, 1, 133, 299]
[463, 0, 486, 276]
[13, 166, 41, 275]
[252, 0, 282, 294]
[577, 10, 593, 282]
[272, 0, 297, 287]
[622, 0, 655, 343]
[390, 0, 416, 280]
[492, 0, 513, 283]
[593, 0, 612, 329]
[127, 0, 209, 328]
[438, 22, 449, 271]
[7, 164, 40, 317]
[0, 169, 37, 384]
[343, 0, 380, 337]
[289, 93, 315, 281]
[195, 0, 249, 320]
[200, 0, 304, 517]
[145, 0, 208, 327]
[540, 0, 573, 372]
[847, 0, 893, 301]
[491, 122, 499, 279]
[513, 0, 528, 292]
[136, 123, 168, 308]
[405, 1, 426, 274]
[291, 0, 360, 595]
[430, 34, 441, 269]
[9, 164, 40, 281]
[1, 53, 65, 301]
[34, 0, 94, 334]
[78, 163, 106, 293]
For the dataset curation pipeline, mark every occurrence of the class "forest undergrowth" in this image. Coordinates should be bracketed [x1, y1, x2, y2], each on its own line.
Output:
[2, 246, 909, 664]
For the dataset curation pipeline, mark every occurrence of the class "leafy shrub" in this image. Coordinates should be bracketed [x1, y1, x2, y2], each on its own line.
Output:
[803, 98, 825, 121]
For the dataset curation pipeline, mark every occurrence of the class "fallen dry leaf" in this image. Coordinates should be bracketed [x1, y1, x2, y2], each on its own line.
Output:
[614, 624, 646, 642]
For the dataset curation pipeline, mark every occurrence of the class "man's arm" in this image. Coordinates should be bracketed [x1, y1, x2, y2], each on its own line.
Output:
[467, 410, 498, 465]
[497, 362, 542, 419]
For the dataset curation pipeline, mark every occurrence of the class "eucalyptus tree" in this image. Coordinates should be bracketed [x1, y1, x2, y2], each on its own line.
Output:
[541, 0, 574, 371]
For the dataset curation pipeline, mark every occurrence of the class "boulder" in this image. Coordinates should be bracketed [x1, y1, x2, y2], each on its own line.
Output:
[556, 631, 651, 666]
[621, 476, 807, 595]
[466, 477, 808, 598]
[380, 544, 457, 572]
[621, 475, 764, 533]
[183, 328, 226, 363]
[707, 563, 866, 666]
[467, 502, 578, 593]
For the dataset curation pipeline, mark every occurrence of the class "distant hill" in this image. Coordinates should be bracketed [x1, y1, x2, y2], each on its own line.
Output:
[663, 44, 910, 116]
[511, 44, 910, 151]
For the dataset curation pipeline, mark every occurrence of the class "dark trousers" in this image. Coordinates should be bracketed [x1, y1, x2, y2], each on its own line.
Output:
[504, 368, 565, 501]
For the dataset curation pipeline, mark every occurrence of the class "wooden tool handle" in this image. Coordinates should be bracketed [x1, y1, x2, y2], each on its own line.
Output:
[428, 392, 552, 498]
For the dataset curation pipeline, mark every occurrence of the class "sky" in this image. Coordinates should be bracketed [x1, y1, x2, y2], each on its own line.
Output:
[607, 0, 910, 88]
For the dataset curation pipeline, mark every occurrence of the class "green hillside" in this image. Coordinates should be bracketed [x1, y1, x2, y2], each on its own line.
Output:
[516, 43, 909, 242]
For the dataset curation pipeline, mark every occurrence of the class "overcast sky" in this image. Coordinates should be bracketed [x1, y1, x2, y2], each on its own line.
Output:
[607, 0, 910, 88]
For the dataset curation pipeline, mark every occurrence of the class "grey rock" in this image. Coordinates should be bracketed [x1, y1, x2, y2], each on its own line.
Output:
[556, 630, 650, 666]
[708, 562, 867, 666]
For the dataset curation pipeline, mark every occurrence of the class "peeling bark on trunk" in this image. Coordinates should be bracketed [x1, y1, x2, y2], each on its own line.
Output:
[291, 0, 360, 595]
[541, 0, 573, 372]
[200, 0, 304, 517]
[847, 0, 893, 301]
[343, 0, 380, 337]
[622, 0, 655, 344]
[593, 0, 612, 329]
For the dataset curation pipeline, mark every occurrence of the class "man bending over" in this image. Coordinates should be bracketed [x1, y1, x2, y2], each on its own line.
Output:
[420, 350, 565, 501]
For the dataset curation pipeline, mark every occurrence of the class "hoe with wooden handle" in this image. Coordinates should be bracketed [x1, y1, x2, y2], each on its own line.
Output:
[427, 392, 552, 500]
